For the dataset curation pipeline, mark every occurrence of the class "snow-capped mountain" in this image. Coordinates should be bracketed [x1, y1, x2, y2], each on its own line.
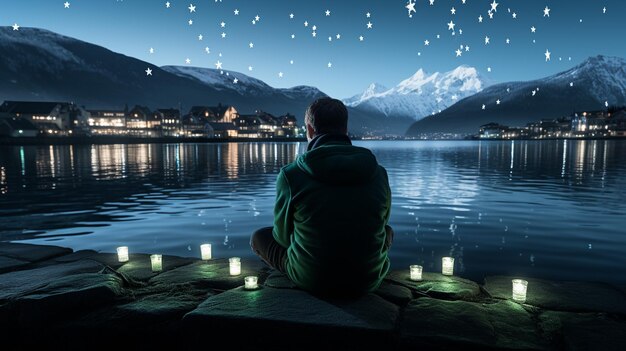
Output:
[345, 66, 488, 120]
[407, 55, 626, 135]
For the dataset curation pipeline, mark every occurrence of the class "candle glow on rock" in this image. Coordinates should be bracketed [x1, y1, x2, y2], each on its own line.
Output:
[409, 265, 423, 281]
[117, 246, 129, 263]
[512, 279, 528, 303]
[442, 257, 454, 276]
[229, 257, 241, 276]
[244, 276, 258, 290]
[200, 244, 212, 260]
[150, 254, 163, 272]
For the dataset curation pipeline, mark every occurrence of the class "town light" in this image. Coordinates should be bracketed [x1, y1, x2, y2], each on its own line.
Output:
[409, 265, 423, 281]
[117, 246, 129, 262]
[244, 276, 258, 290]
[512, 279, 528, 303]
[200, 244, 212, 260]
[229, 257, 241, 276]
[442, 257, 454, 276]
[150, 254, 163, 272]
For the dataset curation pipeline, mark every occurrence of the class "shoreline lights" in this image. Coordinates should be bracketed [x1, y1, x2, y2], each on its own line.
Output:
[200, 243, 212, 261]
[442, 257, 454, 276]
[409, 265, 423, 281]
[512, 279, 529, 303]
[150, 254, 163, 272]
[117, 246, 129, 263]
[229, 257, 241, 276]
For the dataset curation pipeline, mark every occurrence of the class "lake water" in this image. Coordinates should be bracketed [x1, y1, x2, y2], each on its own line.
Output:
[1, 140, 625, 284]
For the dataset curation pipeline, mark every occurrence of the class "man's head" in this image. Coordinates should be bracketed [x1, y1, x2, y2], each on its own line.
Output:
[304, 98, 348, 142]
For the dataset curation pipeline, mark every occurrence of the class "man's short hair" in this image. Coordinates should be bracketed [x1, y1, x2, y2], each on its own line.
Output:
[305, 98, 348, 134]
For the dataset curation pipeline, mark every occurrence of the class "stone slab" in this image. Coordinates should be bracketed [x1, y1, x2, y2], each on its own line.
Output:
[401, 297, 548, 350]
[386, 271, 482, 300]
[264, 271, 298, 289]
[183, 286, 399, 349]
[484, 276, 626, 315]
[116, 254, 195, 281]
[0, 256, 29, 273]
[539, 311, 626, 351]
[0, 259, 105, 302]
[149, 259, 267, 291]
[375, 281, 413, 306]
[0, 242, 72, 262]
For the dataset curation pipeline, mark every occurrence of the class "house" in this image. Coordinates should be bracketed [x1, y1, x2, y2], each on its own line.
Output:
[86, 109, 127, 136]
[479, 123, 508, 139]
[207, 122, 239, 138]
[128, 105, 159, 137]
[181, 114, 210, 137]
[189, 104, 238, 123]
[0, 101, 77, 135]
[154, 109, 182, 137]
[0, 117, 39, 137]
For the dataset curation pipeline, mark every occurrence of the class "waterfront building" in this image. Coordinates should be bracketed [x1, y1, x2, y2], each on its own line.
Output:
[0, 101, 77, 135]
[0, 117, 39, 137]
[128, 105, 160, 137]
[86, 109, 127, 136]
[155, 109, 182, 137]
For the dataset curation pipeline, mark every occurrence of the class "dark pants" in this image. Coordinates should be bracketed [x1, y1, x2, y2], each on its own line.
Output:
[250, 226, 394, 273]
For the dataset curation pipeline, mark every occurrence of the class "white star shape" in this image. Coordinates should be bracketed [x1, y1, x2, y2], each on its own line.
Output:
[485, 36, 490, 45]
[233, 78, 238, 84]
[248, 66, 253, 71]
[234, 9, 239, 15]
[312, 31, 317, 37]
[328, 36, 332, 42]
[249, 42, 254, 48]
[512, 12, 517, 19]
[447, 21, 455, 31]
[325, 10, 331, 16]
[465, 46, 470, 52]
[221, 32, 226, 38]
[290, 60, 294, 64]
[367, 22, 373, 29]
[366, 12, 371, 18]
[64, 2, 70, 8]
[488, 11, 494, 19]
[205, 47, 210, 54]
[188, 4, 196, 13]
[145, 68, 152, 76]
[336, 34, 341, 40]
[327, 62, 332, 68]
[482, 104, 486, 110]
[359, 36, 364, 41]
[605, 101, 609, 107]
[451, 7, 456, 15]
[531, 26, 536, 33]
[252, 20, 256, 25]
[406, 0, 416, 18]
[304, 21, 309, 27]
[312, 25, 317, 31]
[255, 15, 260, 21]
[462, 0, 466, 4]
[185, 58, 191, 64]
[429, 0, 434, 5]
[424, 40, 430, 46]
[455, 49, 462, 57]
[188, 19, 193, 25]
[215, 60, 223, 69]
[278, 72, 283, 78]
[12, 23, 19, 31]
[506, 38, 510, 44]
[496, 99, 501, 105]
[149, 47, 155, 54]
[198, 35, 203, 41]
[487, 67, 492, 72]
[545, 49, 551, 61]
[603, 7, 607, 14]
[478, 15, 483, 23]
[570, 82, 574, 87]
[532, 90, 537, 96]
[291, 34, 295, 39]
[221, 22, 226, 28]
[166, 2, 170, 8]
[490, 1, 499, 12]
[290, 13, 294, 19]
[543, 6, 550, 17]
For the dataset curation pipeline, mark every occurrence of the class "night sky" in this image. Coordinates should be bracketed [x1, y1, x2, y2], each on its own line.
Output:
[1, 0, 624, 98]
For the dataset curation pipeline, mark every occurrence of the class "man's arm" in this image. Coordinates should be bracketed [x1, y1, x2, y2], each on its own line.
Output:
[272, 170, 293, 248]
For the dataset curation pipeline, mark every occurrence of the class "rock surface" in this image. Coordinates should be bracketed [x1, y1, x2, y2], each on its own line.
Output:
[0, 242, 71, 263]
[386, 271, 482, 300]
[539, 311, 626, 351]
[0, 256, 29, 273]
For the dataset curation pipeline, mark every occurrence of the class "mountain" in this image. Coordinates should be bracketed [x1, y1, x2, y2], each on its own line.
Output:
[407, 55, 626, 136]
[0, 26, 401, 134]
[344, 66, 487, 121]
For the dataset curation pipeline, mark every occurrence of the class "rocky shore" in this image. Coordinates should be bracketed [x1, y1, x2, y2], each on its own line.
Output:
[1, 242, 625, 350]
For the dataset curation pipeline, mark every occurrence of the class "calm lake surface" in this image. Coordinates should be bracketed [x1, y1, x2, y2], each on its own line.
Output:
[1, 140, 625, 284]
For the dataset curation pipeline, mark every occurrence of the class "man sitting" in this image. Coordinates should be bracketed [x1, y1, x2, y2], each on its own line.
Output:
[250, 97, 393, 298]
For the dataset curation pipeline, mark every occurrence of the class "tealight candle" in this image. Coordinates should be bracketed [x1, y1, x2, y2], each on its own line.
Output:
[200, 244, 212, 260]
[150, 254, 163, 272]
[442, 257, 454, 276]
[117, 246, 129, 263]
[244, 276, 258, 290]
[229, 257, 241, 276]
[512, 279, 528, 303]
[409, 265, 423, 281]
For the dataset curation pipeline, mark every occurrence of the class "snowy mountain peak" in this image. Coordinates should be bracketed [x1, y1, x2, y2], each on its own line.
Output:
[344, 65, 488, 120]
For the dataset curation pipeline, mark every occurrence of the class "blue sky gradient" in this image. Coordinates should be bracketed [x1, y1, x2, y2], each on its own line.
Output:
[1, 0, 624, 98]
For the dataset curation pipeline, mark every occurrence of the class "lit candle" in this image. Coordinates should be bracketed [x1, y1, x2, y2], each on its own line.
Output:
[150, 254, 163, 272]
[200, 244, 212, 260]
[409, 265, 423, 281]
[244, 276, 258, 290]
[229, 257, 241, 276]
[117, 246, 129, 263]
[512, 279, 528, 303]
[442, 257, 454, 276]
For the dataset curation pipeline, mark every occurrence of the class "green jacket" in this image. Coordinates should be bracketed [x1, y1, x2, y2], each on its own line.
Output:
[272, 134, 392, 297]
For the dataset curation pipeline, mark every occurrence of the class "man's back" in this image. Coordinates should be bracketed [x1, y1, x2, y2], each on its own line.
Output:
[272, 134, 391, 297]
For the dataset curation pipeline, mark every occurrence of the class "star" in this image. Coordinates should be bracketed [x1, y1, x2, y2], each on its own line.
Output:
[205, 47, 210, 54]
[312, 25, 317, 31]
[185, 58, 191, 64]
[312, 31, 317, 37]
[220, 22, 226, 28]
[248, 66, 253, 71]
[447, 21, 455, 31]
[359, 36, 364, 41]
[149, 47, 155, 54]
[512, 12, 517, 19]
[545, 49, 551, 61]
[278, 72, 284, 78]
[325, 10, 331, 16]
[488, 11, 494, 19]
[255, 15, 260, 21]
[366, 12, 371, 18]
[478, 15, 483, 23]
[188, 19, 193, 25]
[490, 1, 499, 12]
[531, 26, 536, 33]
[367, 22, 373, 29]
[166, 2, 170, 8]
[304, 21, 309, 27]
[487, 67, 492, 72]
[485, 36, 490, 45]
[145, 68, 152, 76]
[215, 60, 223, 69]
[406, 0, 416, 18]
[532, 90, 537, 96]
[64, 2, 70, 8]
[543, 6, 551, 17]
[455, 49, 462, 57]
[327, 62, 332, 68]
[570, 82, 574, 87]
[188, 4, 196, 13]
[465, 46, 470, 52]
[234, 9, 239, 15]
[482, 104, 486, 110]
[252, 20, 256, 25]
[289, 13, 294, 19]
[249, 42, 254, 48]
[198, 35, 203, 41]
[221, 32, 226, 38]
[424, 40, 430, 46]
[462, 0, 466, 4]
[506, 38, 510, 44]
[328, 36, 332, 42]
[291, 34, 295, 39]
[430, 0, 435, 5]
[603, 7, 607, 14]
[496, 99, 501, 105]
[12, 24, 19, 31]
[290, 60, 294, 64]
[451, 7, 456, 15]
[233, 78, 238, 84]
[336, 34, 341, 39]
